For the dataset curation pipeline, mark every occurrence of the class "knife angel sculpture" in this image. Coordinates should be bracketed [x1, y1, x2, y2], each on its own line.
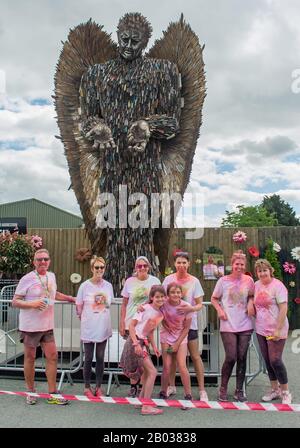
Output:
[55, 13, 205, 293]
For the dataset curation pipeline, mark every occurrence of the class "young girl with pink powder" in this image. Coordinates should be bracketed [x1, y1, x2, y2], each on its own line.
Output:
[159, 282, 192, 401]
[120, 285, 165, 415]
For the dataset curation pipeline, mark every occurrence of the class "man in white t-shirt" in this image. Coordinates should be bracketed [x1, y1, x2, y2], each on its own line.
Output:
[12, 248, 75, 405]
[163, 251, 208, 401]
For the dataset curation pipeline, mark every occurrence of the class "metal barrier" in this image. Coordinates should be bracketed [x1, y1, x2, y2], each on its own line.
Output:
[0, 285, 264, 394]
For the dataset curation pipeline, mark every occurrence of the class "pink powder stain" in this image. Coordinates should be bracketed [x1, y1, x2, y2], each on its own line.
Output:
[255, 291, 272, 308]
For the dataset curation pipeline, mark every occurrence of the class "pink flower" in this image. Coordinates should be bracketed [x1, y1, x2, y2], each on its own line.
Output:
[31, 235, 43, 249]
[232, 231, 247, 243]
[283, 261, 296, 275]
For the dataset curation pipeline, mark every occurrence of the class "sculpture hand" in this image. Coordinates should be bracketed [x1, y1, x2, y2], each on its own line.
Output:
[85, 122, 116, 150]
[127, 120, 150, 152]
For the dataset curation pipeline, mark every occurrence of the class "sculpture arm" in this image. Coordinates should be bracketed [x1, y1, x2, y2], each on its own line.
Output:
[79, 65, 116, 150]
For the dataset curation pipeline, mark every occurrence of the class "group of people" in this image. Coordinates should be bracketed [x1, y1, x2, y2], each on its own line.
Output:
[12, 247, 292, 413]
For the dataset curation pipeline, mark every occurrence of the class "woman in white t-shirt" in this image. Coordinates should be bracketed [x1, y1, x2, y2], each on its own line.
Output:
[119, 256, 160, 397]
[211, 250, 254, 402]
[250, 259, 292, 405]
[76, 256, 114, 398]
[120, 285, 164, 415]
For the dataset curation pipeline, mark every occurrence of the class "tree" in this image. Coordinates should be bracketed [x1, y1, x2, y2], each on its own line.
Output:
[261, 194, 300, 226]
[221, 205, 277, 227]
[263, 238, 283, 280]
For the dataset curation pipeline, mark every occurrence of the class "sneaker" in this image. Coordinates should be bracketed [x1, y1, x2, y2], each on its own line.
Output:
[141, 405, 163, 415]
[47, 394, 69, 405]
[181, 394, 193, 411]
[26, 393, 37, 405]
[218, 387, 228, 402]
[233, 389, 247, 402]
[261, 388, 281, 402]
[199, 390, 208, 402]
[166, 385, 177, 397]
[84, 388, 95, 399]
[158, 391, 168, 399]
[94, 387, 104, 398]
[128, 384, 138, 398]
[281, 391, 292, 405]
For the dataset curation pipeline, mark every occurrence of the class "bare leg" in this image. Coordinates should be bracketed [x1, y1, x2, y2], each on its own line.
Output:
[168, 355, 177, 387]
[24, 345, 37, 391]
[188, 338, 205, 392]
[176, 344, 191, 396]
[41, 341, 58, 393]
[161, 343, 173, 393]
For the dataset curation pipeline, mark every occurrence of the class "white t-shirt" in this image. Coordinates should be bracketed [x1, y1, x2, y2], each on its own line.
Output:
[162, 273, 204, 330]
[15, 270, 57, 332]
[121, 275, 161, 330]
[212, 275, 254, 333]
[133, 304, 163, 339]
[76, 279, 114, 343]
[254, 278, 289, 339]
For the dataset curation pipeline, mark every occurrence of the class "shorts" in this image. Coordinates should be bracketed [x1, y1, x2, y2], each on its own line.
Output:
[188, 329, 198, 341]
[19, 329, 55, 348]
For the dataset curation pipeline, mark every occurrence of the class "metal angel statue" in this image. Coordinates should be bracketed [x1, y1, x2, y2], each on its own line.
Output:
[55, 13, 205, 293]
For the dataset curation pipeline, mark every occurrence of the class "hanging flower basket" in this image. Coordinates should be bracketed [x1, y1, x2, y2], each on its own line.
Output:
[248, 246, 259, 257]
[232, 231, 247, 243]
[75, 248, 92, 263]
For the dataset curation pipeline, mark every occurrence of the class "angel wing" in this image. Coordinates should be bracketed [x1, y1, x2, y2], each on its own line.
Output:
[148, 15, 206, 269]
[54, 19, 117, 252]
[147, 14, 206, 196]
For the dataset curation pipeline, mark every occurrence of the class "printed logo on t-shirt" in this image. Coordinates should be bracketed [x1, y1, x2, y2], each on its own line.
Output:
[132, 286, 149, 304]
[92, 291, 108, 313]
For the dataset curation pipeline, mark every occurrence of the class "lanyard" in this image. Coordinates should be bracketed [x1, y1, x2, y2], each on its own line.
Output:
[34, 271, 49, 296]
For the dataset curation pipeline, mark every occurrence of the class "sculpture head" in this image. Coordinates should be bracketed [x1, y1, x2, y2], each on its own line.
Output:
[117, 12, 152, 60]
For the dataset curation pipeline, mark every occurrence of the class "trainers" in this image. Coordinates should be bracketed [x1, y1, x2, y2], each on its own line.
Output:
[158, 391, 168, 399]
[199, 390, 208, 402]
[234, 389, 247, 402]
[128, 384, 138, 398]
[281, 391, 292, 405]
[47, 394, 69, 405]
[94, 387, 104, 398]
[26, 393, 37, 405]
[181, 394, 193, 411]
[166, 385, 177, 397]
[141, 405, 163, 415]
[261, 388, 281, 402]
[218, 387, 228, 402]
[84, 388, 95, 399]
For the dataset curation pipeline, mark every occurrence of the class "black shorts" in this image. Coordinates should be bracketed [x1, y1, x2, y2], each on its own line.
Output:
[188, 329, 198, 341]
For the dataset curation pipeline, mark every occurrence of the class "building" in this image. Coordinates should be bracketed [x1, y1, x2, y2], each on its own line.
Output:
[0, 198, 83, 229]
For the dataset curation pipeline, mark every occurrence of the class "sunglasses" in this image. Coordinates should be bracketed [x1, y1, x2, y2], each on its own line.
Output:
[35, 257, 50, 262]
[136, 264, 149, 269]
[94, 265, 105, 270]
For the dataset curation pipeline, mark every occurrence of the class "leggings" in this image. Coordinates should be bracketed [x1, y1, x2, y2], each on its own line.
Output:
[256, 334, 288, 384]
[83, 340, 107, 388]
[220, 331, 252, 390]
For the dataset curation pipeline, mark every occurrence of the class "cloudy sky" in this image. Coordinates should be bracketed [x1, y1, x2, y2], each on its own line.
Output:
[0, 0, 299, 226]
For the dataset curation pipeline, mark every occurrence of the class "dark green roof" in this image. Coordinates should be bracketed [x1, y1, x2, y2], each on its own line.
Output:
[0, 198, 83, 228]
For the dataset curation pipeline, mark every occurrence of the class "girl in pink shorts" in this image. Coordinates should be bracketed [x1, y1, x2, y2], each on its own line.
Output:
[159, 282, 192, 400]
